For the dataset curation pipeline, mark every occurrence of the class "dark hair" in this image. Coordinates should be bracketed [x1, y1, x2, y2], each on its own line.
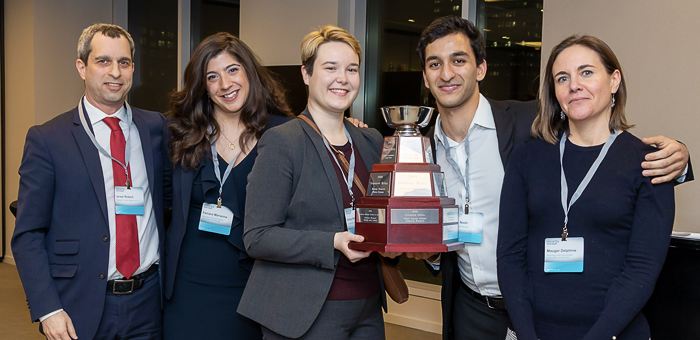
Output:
[417, 15, 486, 70]
[168, 32, 293, 169]
[532, 35, 631, 144]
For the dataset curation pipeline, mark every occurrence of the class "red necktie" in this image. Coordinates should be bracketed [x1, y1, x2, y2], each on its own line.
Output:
[103, 117, 139, 279]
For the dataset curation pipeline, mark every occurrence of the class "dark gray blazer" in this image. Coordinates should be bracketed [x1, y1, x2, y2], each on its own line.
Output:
[237, 109, 385, 338]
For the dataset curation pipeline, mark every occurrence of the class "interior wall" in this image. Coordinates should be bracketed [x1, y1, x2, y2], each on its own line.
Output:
[239, 0, 339, 66]
[542, 0, 700, 232]
[3, 0, 112, 263]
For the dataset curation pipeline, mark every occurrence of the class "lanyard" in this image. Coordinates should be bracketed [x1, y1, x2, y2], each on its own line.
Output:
[559, 130, 618, 240]
[437, 116, 471, 213]
[78, 96, 134, 188]
[209, 126, 242, 208]
[322, 126, 356, 207]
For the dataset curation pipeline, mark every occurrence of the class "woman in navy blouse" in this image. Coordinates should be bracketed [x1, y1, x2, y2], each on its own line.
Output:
[162, 32, 293, 339]
[497, 35, 675, 340]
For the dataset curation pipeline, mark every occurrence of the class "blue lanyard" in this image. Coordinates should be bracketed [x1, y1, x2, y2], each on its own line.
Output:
[559, 130, 618, 240]
[77, 96, 134, 188]
[322, 126, 356, 206]
[437, 116, 471, 213]
[209, 126, 242, 208]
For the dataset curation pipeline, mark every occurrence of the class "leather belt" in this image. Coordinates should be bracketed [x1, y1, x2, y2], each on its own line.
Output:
[461, 280, 507, 310]
[106, 264, 158, 295]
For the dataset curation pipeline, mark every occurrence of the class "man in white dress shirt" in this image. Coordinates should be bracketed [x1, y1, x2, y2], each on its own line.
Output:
[12, 24, 169, 340]
[406, 15, 691, 340]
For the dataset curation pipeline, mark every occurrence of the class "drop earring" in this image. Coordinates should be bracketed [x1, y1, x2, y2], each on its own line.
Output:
[611, 96, 616, 108]
[560, 111, 566, 120]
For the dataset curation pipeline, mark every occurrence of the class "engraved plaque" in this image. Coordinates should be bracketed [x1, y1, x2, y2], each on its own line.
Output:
[433, 172, 447, 197]
[443, 208, 459, 241]
[391, 209, 440, 224]
[394, 172, 433, 197]
[368, 172, 392, 196]
[357, 208, 386, 224]
[380, 137, 397, 163]
[397, 136, 424, 163]
[423, 136, 434, 164]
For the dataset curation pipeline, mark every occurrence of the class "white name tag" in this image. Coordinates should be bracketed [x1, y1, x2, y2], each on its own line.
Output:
[544, 237, 584, 273]
[198, 203, 234, 235]
[114, 186, 145, 215]
[458, 211, 483, 243]
[345, 207, 356, 234]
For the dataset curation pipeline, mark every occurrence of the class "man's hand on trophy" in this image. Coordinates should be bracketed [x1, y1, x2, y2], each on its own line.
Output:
[406, 252, 439, 262]
[334, 232, 371, 263]
[378, 252, 402, 258]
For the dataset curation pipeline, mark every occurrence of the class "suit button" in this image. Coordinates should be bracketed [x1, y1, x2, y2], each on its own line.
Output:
[103, 235, 109, 242]
[99, 273, 106, 279]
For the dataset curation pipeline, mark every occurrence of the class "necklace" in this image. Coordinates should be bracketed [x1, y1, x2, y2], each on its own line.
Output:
[220, 133, 236, 150]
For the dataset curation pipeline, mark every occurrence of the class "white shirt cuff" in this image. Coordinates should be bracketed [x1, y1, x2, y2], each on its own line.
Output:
[675, 163, 690, 183]
[39, 309, 63, 322]
[427, 254, 442, 270]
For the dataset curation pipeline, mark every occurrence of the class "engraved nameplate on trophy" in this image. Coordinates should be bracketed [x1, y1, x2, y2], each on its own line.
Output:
[349, 106, 463, 252]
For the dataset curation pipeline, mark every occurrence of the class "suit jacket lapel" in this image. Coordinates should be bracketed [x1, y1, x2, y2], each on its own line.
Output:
[489, 99, 516, 168]
[176, 166, 195, 223]
[72, 107, 109, 225]
[299, 110, 345, 221]
[132, 109, 156, 194]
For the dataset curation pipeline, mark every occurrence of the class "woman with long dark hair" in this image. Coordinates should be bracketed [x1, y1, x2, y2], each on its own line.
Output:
[162, 32, 292, 339]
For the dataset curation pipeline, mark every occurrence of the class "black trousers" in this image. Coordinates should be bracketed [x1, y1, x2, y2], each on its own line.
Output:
[453, 283, 510, 340]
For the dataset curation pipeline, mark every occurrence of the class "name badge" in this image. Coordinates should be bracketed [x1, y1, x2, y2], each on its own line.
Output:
[458, 211, 483, 243]
[198, 203, 233, 235]
[345, 207, 356, 234]
[114, 186, 145, 215]
[544, 237, 584, 273]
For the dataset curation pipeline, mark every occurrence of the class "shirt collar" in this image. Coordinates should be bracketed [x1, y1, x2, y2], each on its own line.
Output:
[435, 93, 495, 148]
[83, 96, 127, 127]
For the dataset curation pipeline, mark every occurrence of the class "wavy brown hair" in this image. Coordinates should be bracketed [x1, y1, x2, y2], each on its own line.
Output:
[532, 35, 631, 144]
[168, 32, 292, 170]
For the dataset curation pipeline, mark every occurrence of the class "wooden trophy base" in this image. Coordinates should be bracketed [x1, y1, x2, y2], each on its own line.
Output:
[349, 241, 464, 252]
[348, 196, 462, 253]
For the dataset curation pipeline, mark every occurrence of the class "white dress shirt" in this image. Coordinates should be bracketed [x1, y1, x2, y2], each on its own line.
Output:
[434, 94, 504, 298]
[83, 98, 160, 281]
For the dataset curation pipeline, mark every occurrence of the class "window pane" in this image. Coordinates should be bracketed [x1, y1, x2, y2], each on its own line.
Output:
[190, 0, 240, 46]
[128, 0, 178, 113]
[477, 0, 543, 101]
[365, 0, 460, 136]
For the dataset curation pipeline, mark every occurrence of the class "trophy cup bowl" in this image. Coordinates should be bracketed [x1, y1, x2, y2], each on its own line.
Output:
[381, 106, 434, 136]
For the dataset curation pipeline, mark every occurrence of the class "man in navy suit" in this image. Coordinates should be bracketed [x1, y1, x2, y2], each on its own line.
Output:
[12, 24, 169, 340]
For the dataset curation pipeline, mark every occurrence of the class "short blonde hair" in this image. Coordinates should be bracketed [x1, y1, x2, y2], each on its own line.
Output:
[301, 25, 362, 76]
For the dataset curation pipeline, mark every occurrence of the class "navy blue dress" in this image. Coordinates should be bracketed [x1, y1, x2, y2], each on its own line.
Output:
[164, 151, 261, 339]
[163, 115, 291, 340]
[497, 132, 675, 340]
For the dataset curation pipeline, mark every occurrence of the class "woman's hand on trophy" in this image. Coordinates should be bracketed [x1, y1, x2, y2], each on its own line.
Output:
[334, 232, 371, 263]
